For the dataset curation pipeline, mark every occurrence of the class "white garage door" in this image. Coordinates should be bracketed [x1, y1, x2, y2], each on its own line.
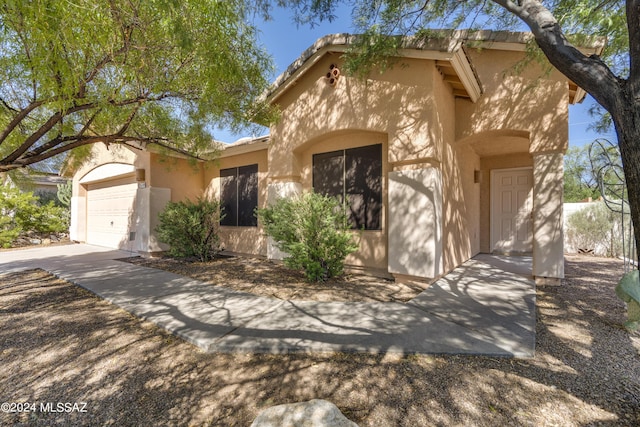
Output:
[86, 175, 137, 249]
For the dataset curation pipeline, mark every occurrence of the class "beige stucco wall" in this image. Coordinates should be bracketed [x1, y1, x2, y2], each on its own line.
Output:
[71, 144, 143, 192]
[70, 144, 206, 253]
[533, 152, 565, 279]
[442, 142, 481, 273]
[204, 149, 269, 257]
[133, 187, 172, 254]
[456, 49, 569, 155]
[388, 167, 443, 278]
[268, 45, 569, 279]
[452, 48, 568, 279]
[149, 153, 203, 202]
[433, 65, 482, 275]
[272, 54, 468, 274]
[69, 39, 570, 280]
[270, 55, 447, 181]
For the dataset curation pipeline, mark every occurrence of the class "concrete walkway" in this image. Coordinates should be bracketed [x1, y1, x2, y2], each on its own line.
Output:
[1, 244, 536, 357]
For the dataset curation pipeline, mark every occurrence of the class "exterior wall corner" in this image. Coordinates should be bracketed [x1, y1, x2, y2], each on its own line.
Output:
[532, 152, 565, 279]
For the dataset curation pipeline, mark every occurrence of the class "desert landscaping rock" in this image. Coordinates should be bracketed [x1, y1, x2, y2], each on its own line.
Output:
[2, 232, 70, 250]
[251, 399, 359, 427]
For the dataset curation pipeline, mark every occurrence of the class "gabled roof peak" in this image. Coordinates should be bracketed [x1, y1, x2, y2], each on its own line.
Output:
[265, 30, 604, 105]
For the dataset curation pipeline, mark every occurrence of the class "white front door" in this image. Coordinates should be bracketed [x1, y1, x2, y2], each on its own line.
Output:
[491, 168, 533, 253]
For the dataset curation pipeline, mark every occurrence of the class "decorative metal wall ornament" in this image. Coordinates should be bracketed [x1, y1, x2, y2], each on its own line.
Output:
[326, 64, 340, 86]
[589, 138, 637, 271]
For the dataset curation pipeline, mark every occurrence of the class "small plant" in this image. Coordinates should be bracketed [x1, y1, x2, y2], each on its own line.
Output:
[566, 202, 624, 257]
[258, 191, 359, 282]
[615, 270, 640, 331]
[155, 197, 222, 262]
[0, 185, 68, 247]
[56, 181, 72, 208]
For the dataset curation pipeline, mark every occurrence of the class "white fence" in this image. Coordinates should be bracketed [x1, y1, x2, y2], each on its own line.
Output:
[564, 201, 612, 256]
[564, 200, 635, 260]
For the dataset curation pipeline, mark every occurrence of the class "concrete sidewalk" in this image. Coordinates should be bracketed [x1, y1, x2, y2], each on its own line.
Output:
[1, 244, 536, 357]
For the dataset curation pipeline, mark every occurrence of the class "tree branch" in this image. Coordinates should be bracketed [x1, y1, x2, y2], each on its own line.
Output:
[0, 131, 204, 172]
[8, 8, 39, 100]
[0, 91, 179, 165]
[0, 137, 100, 172]
[0, 97, 19, 114]
[20, 109, 102, 160]
[116, 104, 140, 136]
[78, 28, 134, 99]
[77, 109, 101, 138]
[1, 103, 94, 165]
[0, 100, 46, 147]
[491, 0, 622, 112]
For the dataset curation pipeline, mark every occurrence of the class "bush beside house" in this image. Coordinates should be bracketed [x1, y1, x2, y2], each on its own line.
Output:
[564, 201, 632, 258]
[155, 198, 223, 262]
[258, 192, 359, 282]
[0, 185, 69, 248]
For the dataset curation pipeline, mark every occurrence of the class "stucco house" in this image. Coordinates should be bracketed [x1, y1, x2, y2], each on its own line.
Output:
[3, 170, 69, 199]
[68, 31, 603, 285]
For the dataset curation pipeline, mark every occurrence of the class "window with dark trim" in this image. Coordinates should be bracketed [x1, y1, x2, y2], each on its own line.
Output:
[312, 143, 382, 230]
[220, 164, 258, 227]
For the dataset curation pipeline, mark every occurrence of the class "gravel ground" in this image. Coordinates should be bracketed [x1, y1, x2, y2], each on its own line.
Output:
[122, 255, 429, 302]
[1, 254, 639, 426]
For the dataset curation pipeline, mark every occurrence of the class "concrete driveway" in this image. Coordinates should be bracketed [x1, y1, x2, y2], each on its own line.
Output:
[0, 244, 535, 357]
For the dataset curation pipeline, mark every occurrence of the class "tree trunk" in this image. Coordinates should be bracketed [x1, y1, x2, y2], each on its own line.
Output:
[611, 91, 640, 266]
[493, 0, 640, 269]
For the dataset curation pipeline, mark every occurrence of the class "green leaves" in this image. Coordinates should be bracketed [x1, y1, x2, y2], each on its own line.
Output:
[0, 184, 68, 247]
[566, 202, 626, 257]
[616, 270, 640, 305]
[563, 145, 601, 202]
[155, 197, 223, 262]
[278, 0, 628, 80]
[615, 270, 640, 331]
[0, 0, 277, 171]
[258, 192, 359, 282]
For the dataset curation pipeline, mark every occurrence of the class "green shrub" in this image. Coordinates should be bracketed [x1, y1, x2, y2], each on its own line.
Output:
[56, 181, 72, 208]
[54, 181, 72, 225]
[0, 215, 20, 248]
[155, 197, 222, 261]
[34, 190, 59, 206]
[258, 192, 359, 282]
[616, 270, 640, 331]
[0, 185, 68, 247]
[566, 202, 624, 257]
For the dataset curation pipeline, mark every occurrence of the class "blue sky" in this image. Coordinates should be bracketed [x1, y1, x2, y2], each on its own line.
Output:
[214, 7, 615, 148]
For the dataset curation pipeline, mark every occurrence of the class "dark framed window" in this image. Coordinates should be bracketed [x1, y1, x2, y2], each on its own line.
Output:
[220, 164, 258, 226]
[313, 143, 382, 230]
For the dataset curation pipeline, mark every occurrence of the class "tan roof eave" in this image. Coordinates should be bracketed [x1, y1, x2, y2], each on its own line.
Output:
[267, 44, 349, 104]
[396, 46, 483, 102]
[218, 137, 270, 158]
[267, 40, 482, 104]
[467, 32, 606, 104]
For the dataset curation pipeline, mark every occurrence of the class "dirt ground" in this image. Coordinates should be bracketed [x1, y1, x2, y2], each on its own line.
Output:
[1, 254, 639, 426]
[122, 255, 429, 302]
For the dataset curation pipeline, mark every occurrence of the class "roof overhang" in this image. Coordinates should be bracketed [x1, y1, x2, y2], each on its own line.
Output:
[214, 135, 270, 159]
[459, 30, 606, 104]
[79, 163, 135, 184]
[265, 33, 483, 104]
[265, 31, 606, 106]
